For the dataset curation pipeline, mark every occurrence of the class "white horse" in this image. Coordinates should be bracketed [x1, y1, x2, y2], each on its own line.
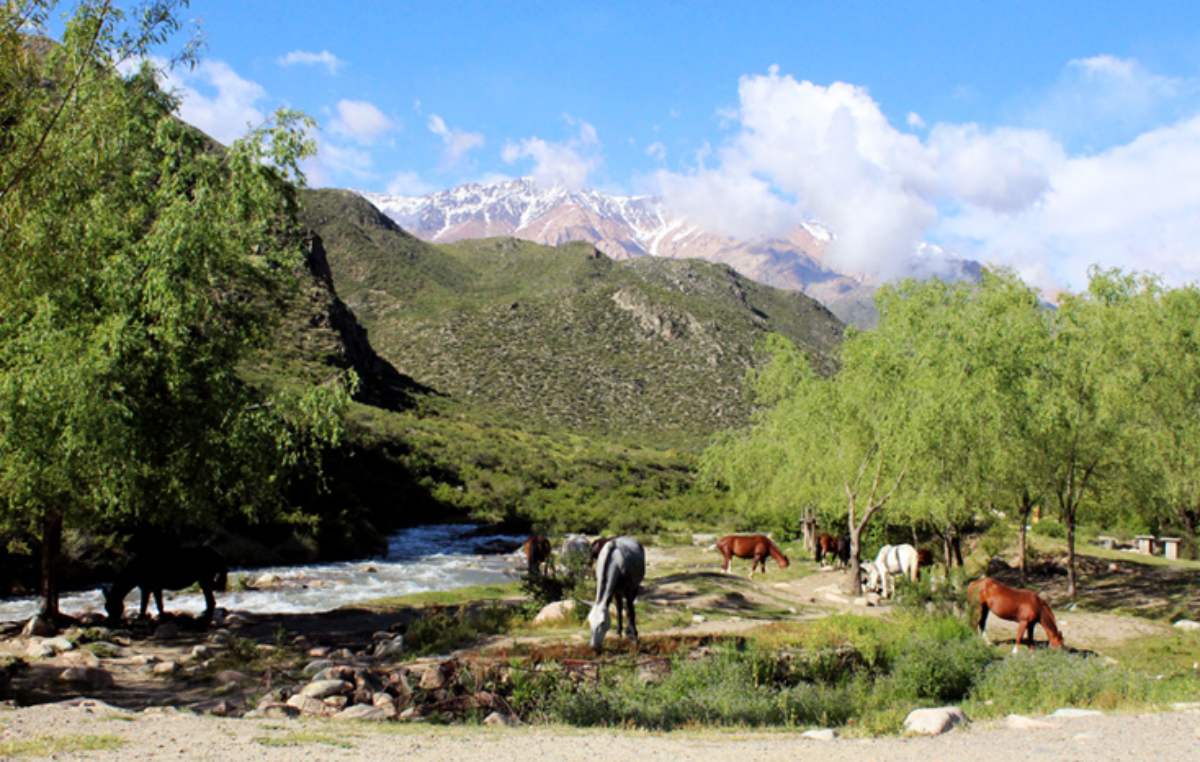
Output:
[864, 543, 920, 598]
[588, 536, 645, 650]
[561, 535, 591, 562]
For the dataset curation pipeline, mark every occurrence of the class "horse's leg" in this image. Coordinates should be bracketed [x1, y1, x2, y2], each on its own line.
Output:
[626, 595, 638, 642]
[139, 588, 152, 618]
[615, 592, 625, 638]
[978, 604, 990, 642]
[202, 583, 216, 624]
[154, 589, 165, 618]
[1013, 621, 1028, 655]
[1026, 620, 1038, 652]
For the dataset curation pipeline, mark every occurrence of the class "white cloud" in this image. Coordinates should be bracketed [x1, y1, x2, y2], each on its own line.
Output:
[386, 171, 438, 196]
[330, 99, 396, 144]
[907, 112, 925, 129]
[502, 120, 602, 190]
[301, 138, 376, 188]
[654, 62, 1200, 291]
[277, 50, 344, 75]
[646, 141, 666, 161]
[428, 114, 485, 167]
[160, 59, 267, 144]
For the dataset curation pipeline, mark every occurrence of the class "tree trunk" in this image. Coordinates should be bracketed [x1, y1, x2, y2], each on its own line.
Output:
[39, 506, 63, 620]
[942, 527, 953, 570]
[952, 532, 964, 567]
[1066, 507, 1077, 598]
[1017, 492, 1033, 586]
[848, 527, 863, 594]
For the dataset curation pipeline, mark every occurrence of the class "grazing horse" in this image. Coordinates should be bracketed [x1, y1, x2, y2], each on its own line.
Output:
[104, 547, 227, 625]
[863, 543, 919, 598]
[589, 536, 614, 566]
[561, 535, 591, 563]
[588, 536, 646, 650]
[814, 534, 850, 568]
[969, 577, 1064, 653]
[717, 534, 790, 579]
[523, 534, 553, 575]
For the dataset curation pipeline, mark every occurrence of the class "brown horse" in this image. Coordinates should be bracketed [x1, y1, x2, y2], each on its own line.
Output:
[589, 536, 613, 566]
[814, 534, 849, 568]
[916, 547, 934, 575]
[523, 534, 552, 575]
[717, 534, 790, 579]
[969, 577, 1064, 653]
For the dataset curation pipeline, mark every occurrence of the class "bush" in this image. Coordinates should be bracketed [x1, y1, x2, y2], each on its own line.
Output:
[404, 604, 516, 657]
[968, 650, 1141, 716]
[891, 570, 972, 618]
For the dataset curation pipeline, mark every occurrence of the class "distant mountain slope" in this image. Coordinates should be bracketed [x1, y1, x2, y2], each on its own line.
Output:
[355, 178, 981, 328]
[301, 189, 844, 450]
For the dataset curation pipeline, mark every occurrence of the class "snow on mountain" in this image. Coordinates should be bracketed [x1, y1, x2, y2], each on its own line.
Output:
[352, 178, 978, 326]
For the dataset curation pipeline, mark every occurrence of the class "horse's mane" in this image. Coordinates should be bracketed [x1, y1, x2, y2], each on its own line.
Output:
[593, 540, 621, 610]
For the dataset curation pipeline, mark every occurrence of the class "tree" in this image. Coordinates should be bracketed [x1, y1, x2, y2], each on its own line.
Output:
[0, 1, 351, 623]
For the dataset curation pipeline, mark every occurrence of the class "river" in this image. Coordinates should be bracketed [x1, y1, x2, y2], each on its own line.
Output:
[0, 524, 527, 624]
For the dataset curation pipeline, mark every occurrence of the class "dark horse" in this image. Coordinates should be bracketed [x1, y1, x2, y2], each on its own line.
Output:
[588, 536, 645, 650]
[523, 534, 552, 575]
[104, 547, 227, 626]
[589, 536, 613, 566]
[717, 534, 790, 579]
[814, 534, 850, 568]
[969, 577, 1064, 653]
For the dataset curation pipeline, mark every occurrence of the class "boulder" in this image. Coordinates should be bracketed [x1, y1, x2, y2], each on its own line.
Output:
[214, 670, 251, 685]
[1049, 708, 1104, 719]
[300, 679, 353, 699]
[252, 573, 282, 588]
[45, 636, 76, 653]
[247, 702, 300, 719]
[904, 706, 968, 735]
[533, 601, 576, 625]
[373, 636, 405, 659]
[192, 645, 216, 660]
[286, 694, 336, 717]
[25, 640, 56, 659]
[60, 666, 114, 688]
[151, 661, 179, 675]
[303, 660, 337, 676]
[1173, 620, 1200, 632]
[419, 664, 449, 691]
[336, 704, 389, 721]
[484, 711, 520, 726]
[1005, 714, 1060, 729]
[800, 728, 838, 741]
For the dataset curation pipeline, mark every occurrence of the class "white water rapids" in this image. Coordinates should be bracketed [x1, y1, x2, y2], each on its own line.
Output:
[0, 524, 527, 624]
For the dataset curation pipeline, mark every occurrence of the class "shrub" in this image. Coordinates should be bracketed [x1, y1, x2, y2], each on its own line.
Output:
[404, 604, 516, 657]
[968, 650, 1142, 716]
[890, 569, 972, 618]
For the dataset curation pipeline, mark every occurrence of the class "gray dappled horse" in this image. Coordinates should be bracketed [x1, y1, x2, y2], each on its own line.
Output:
[588, 536, 645, 650]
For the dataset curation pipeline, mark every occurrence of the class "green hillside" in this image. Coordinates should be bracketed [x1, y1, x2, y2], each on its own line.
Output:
[301, 189, 844, 452]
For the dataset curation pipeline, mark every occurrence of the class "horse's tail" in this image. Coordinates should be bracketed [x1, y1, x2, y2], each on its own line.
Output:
[593, 541, 620, 611]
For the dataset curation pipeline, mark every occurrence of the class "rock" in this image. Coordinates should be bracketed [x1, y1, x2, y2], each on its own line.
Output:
[214, 670, 251, 685]
[336, 704, 389, 721]
[800, 728, 839, 741]
[247, 702, 300, 719]
[64, 650, 101, 667]
[25, 640, 56, 659]
[333, 648, 355, 660]
[419, 664, 449, 691]
[533, 600, 576, 625]
[323, 695, 349, 710]
[484, 711, 520, 726]
[60, 666, 114, 688]
[286, 694, 335, 717]
[76, 612, 108, 626]
[1050, 708, 1104, 718]
[303, 660, 337, 676]
[152, 661, 179, 674]
[692, 615, 706, 623]
[904, 707, 968, 735]
[388, 671, 413, 698]
[1173, 620, 1200, 632]
[191, 699, 240, 717]
[45, 636, 76, 652]
[1172, 702, 1200, 712]
[252, 573, 281, 588]
[1005, 714, 1060, 729]
[373, 636, 405, 659]
[192, 645, 216, 660]
[398, 706, 422, 721]
[22, 615, 56, 638]
[153, 623, 180, 640]
[301, 679, 353, 699]
[308, 646, 334, 658]
[852, 597, 873, 607]
[54, 697, 128, 714]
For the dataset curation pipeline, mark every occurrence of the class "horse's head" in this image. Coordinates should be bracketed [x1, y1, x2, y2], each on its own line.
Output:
[862, 562, 880, 592]
[588, 603, 610, 650]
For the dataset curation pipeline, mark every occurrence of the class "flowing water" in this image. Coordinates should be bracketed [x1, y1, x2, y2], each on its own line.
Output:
[0, 524, 527, 624]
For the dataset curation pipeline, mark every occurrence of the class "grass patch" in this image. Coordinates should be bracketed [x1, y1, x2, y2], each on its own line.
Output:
[0, 734, 125, 758]
[254, 730, 356, 749]
[404, 603, 521, 657]
[363, 582, 520, 610]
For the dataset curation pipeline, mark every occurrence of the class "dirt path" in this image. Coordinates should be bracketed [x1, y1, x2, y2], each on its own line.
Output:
[3, 700, 1200, 761]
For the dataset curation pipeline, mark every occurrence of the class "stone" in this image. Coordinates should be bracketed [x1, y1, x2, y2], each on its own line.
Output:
[533, 600, 576, 625]
[323, 695, 349, 710]
[1172, 702, 1200, 712]
[152, 661, 179, 674]
[25, 640, 56, 659]
[286, 694, 335, 717]
[192, 645, 216, 660]
[373, 636, 406, 659]
[247, 702, 300, 719]
[1173, 620, 1200, 632]
[252, 573, 281, 588]
[22, 615, 56, 638]
[484, 711, 520, 726]
[303, 659, 337, 676]
[1050, 708, 1104, 719]
[904, 706, 968, 735]
[153, 623, 180, 640]
[301, 679, 353, 699]
[800, 728, 838, 741]
[398, 706, 422, 721]
[60, 666, 114, 688]
[191, 699, 239, 717]
[852, 597, 873, 607]
[45, 636, 76, 652]
[389, 671, 413, 697]
[419, 664, 448, 690]
[214, 670, 251, 685]
[336, 704, 389, 721]
[308, 646, 334, 658]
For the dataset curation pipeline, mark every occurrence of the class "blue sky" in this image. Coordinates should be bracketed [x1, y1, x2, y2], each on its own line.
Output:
[97, 2, 1200, 291]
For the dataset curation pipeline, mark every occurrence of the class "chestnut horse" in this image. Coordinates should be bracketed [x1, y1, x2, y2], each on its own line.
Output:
[717, 534, 790, 579]
[814, 534, 849, 568]
[523, 534, 552, 575]
[969, 577, 1064, 653]
[589, 536, 613, 566]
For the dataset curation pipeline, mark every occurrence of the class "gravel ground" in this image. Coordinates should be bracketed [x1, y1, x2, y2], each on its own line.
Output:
[3, 701, 1200, 762]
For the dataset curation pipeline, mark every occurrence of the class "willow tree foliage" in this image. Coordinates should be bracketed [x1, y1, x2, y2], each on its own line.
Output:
[0, 1, 351, 620]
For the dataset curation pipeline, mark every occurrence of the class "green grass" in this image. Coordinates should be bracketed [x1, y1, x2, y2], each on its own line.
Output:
[363, 582, 521, 609]
[0, 734, 125, 758]
[254, 730, 357, 749]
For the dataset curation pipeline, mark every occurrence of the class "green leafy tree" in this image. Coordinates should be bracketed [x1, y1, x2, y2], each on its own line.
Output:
[0, 1, 351, 622]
